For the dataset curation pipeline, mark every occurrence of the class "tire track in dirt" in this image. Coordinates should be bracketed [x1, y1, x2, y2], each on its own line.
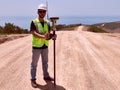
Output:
[0, 27, 120, 90]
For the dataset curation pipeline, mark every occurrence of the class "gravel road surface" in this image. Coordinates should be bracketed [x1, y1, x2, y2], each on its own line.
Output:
[0, 26, 120, 90]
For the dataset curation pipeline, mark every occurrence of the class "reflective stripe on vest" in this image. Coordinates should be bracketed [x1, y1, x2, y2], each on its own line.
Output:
[32, 18, 49, 47]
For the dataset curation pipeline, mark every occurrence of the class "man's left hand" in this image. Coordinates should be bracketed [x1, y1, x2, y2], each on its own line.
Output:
[52, 34, 57, 40]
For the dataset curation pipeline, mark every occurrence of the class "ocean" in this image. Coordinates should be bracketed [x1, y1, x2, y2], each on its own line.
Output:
[0, 16, 120, 30]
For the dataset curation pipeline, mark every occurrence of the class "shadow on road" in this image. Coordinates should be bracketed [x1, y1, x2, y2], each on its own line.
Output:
[36, 81, 66, 90]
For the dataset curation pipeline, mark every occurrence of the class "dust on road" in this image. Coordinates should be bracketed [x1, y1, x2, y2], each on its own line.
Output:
[0, 26, 120, 90]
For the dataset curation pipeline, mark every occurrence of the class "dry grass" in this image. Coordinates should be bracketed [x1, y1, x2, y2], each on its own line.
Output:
[0, 34, 29, 44]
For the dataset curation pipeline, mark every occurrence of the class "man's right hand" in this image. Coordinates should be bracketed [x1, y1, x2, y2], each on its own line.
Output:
[44, 32, 49, 39]
[44, 32, 54, 40]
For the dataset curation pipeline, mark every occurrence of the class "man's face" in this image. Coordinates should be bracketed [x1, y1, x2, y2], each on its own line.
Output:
[38, 9, 46, 18]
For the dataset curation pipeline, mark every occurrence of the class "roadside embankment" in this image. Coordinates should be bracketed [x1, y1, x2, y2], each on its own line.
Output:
[0, 34, 29, 44]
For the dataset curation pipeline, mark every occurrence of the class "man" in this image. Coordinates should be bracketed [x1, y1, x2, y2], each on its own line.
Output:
[30, 3, 56, 88]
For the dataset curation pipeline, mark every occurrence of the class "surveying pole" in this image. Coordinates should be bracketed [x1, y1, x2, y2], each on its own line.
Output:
[50, 17, 59, 86]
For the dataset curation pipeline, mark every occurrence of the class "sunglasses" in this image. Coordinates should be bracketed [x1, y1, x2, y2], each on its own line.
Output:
[38, 10, 46, 13]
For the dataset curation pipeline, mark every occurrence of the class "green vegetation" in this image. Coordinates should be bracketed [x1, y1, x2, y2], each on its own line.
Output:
[56, 24, 81, 31]
[88, 25, 108, 33]
[0, 23, 29, 34]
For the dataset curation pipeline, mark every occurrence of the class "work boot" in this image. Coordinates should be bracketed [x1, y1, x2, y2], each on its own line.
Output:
[44, 76, 54, 81]
[31, 79, 38, 88]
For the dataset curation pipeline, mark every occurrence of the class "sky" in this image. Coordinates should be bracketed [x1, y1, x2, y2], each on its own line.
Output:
[0, 0, 120, 17]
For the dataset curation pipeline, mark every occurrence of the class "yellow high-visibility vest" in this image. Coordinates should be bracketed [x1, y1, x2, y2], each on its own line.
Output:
[32, 18, 49, 47]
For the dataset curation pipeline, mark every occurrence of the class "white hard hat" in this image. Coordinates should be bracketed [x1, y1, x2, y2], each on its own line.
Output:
[37, 4, 47, 11]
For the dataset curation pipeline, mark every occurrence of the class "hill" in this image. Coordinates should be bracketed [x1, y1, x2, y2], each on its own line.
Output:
[93, 21, 120, 33]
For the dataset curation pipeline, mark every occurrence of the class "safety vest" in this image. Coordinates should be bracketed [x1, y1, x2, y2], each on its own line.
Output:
[32, 18, 49, 47]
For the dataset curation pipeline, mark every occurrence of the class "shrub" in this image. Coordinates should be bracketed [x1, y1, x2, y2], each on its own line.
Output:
[0, 26, 4, 34]
[0, 23, 29, 34]
[55, 24, 81, 31]
[88, 25, 108, 33]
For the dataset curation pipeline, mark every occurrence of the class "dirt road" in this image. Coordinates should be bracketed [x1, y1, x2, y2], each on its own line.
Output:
[0, 26, 120, 90]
